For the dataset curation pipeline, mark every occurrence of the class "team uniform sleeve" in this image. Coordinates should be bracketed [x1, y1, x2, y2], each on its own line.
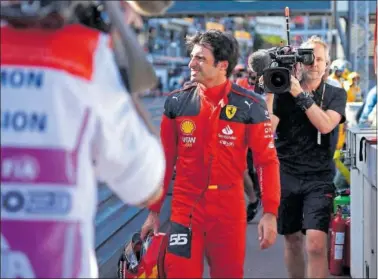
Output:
[148, 109, 178, 212]
[247, 102, 281, 216]
[91, 34, 165, 205]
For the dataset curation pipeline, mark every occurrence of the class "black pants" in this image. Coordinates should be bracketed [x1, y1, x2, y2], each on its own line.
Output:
[277, 170, 335, 235]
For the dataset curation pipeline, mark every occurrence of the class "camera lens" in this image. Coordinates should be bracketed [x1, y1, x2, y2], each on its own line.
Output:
[303, 54, 314, 65]
[263, 67, 291, 94]
[270, 72, 286, 87]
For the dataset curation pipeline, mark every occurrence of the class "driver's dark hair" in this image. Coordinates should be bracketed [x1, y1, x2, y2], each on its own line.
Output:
[186, 29, 239, 78]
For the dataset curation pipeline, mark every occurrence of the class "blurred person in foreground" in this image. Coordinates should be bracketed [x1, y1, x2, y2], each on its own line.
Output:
[141, 29, 280, 278]
[263, 36, 347, 278]
[0, 1, 172, 278]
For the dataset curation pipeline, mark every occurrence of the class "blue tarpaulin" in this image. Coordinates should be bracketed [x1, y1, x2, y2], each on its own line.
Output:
[165, 1, 332, 16]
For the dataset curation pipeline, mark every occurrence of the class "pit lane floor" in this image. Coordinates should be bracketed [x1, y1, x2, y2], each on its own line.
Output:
[202, 211, 288, 278]
[203, 210, 350, 278]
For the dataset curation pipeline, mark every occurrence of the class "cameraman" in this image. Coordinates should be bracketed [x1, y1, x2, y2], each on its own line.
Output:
[264, 36, 347, 278]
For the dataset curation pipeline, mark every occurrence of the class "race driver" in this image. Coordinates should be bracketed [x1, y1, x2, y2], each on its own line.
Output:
[0, 1, 169, 278]
[141, 30, 281, 278]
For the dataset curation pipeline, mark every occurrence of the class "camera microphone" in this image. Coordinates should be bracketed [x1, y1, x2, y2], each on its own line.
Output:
[249, 50, 271, 76]
[248, 50, 272, 94]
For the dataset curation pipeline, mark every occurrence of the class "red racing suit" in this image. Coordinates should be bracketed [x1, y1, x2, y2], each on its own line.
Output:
[149, 80, 280, 278]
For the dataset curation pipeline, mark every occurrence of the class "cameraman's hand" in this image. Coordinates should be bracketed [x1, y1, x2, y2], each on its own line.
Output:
[290, 75, 303, 97]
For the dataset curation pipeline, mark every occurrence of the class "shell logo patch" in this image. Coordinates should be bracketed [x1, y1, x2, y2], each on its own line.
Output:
[180, 120, 196, 135]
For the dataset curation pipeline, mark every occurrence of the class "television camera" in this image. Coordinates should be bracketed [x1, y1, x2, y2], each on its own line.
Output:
[261, 7, 315, 94]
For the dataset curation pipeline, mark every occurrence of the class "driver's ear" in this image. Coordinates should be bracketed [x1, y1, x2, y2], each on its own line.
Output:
[218, 61, 228, 72]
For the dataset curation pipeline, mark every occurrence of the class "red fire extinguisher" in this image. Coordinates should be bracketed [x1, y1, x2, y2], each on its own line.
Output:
[328, 213, 333, 269]
[343, 217, 351, 269]
[329, 207, 346, 276]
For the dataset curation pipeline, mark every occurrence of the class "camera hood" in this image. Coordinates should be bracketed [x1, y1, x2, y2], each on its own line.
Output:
[263, 67, 291, 94]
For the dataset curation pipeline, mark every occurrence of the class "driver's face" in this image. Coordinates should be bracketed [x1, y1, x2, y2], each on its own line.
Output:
[188, 44, 225, 85]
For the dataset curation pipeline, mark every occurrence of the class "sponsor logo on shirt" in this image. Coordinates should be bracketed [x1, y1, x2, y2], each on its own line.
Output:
[219, 125, 236, 146]
[1, 235, 36, 278]
[264, 110, 270, 120]
[221, 125, 233, 135]
[1, 188, 72, 215]
[244, 100, 253, 109]
[180, 120, 196, 147]
[264, 122, 273, 139]
[1, 111, 47, 133]
[2, 155, 40, 181]
[1, 69, 44, 89]
[180, 120, 195, 135]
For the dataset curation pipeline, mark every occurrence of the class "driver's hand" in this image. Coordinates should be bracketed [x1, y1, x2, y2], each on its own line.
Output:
[258, 212, 277, 250]
[141, 211, 160, 239]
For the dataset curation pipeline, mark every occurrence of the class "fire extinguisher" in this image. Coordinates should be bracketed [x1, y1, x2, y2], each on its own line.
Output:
[329, 207, 346, 276]
[328, 213, 333, 269]
[343, 217, 351, 269]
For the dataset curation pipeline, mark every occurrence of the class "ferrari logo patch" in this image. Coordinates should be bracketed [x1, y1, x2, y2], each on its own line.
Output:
[225, 105, 237, 119]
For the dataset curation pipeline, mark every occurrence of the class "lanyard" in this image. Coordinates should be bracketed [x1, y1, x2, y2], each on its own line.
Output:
[317, 83, 326, 145]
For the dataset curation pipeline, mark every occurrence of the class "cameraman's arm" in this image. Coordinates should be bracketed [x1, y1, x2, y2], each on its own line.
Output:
[303, 102, 345, 134]
[291, 78, 347, 134]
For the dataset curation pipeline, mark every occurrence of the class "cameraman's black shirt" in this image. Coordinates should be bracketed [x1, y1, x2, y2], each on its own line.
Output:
[273, 81, 347, 181]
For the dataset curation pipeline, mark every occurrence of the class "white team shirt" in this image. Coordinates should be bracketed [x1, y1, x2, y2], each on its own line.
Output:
[1, 24, 165, 278]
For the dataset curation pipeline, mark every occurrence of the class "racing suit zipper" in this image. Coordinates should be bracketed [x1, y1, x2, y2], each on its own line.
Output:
[187, 101, 217, 232]
[188, 155, 213, 235]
